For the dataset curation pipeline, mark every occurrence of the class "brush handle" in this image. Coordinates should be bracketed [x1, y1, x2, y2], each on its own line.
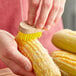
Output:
[19, 22, 44, 34]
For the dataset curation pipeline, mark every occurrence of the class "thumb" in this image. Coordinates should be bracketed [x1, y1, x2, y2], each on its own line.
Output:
[5, 47, 32, 72]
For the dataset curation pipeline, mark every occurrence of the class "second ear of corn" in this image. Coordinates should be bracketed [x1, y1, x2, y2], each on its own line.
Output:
[52, 29, 76, 53]
[15, 32, 61, 76]
[52, 51, 76, 76]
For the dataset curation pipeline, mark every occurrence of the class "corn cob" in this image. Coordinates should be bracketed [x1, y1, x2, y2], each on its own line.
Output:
[52, 29, 76, 53]
[15, 22, 61, 76]
[52, 50, 76, 76]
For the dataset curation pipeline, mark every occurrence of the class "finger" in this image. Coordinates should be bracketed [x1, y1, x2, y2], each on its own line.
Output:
[35, 0, 53, 28]
[27, 0, 40, 25]
[0, 30, 14, 39]
[2, 57, 35, 76]
[45, 0, 60, 30]
[4, 47, 32, 72]
[54, 0, 66, 23]
[0, 32, 17, 49]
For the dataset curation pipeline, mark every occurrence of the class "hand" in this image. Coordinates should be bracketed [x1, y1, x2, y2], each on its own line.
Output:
[0, 30, 35, 76]
[27, 0, 66, 30]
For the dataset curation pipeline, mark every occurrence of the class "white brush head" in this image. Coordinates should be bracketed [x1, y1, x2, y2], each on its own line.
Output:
[19, 22, 44, 34]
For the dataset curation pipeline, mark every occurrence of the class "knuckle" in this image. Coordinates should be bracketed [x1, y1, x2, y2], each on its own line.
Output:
[54, 0, 60, 9]
[44, 3, 50, 8]
[13, 69, 21, 75]
[3, 48, 13, 59]
[3, 51, 10, 58]
[43, 0, 51, 8]
[60, 7, 64, 13]
[54, 7, 59, 12]
[32, 0, 40, 6]
[54, 0, 60, 11]
[54, 5, 60, 11]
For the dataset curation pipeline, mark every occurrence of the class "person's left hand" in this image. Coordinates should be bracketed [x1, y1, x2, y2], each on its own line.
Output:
[27, 0, 66, 30]
[0, 30, 35, 76]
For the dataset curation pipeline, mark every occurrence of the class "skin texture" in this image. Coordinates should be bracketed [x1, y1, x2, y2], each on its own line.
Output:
[0, 30, 35, 76]
[27, 0, 66, 29]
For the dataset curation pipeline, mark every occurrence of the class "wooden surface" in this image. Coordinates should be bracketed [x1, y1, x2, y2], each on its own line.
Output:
[0, 68, 17, 76]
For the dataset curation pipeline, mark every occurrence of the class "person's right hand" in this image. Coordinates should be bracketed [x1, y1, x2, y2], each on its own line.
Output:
[0, 30, 35, 76]
[27, 0, 66, 30]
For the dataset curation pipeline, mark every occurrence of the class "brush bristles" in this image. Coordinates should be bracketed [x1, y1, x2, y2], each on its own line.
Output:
[16, 31, 42, 41]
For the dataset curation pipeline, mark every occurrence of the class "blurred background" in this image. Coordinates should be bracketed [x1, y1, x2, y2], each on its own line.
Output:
[62, 0, 76, 30]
